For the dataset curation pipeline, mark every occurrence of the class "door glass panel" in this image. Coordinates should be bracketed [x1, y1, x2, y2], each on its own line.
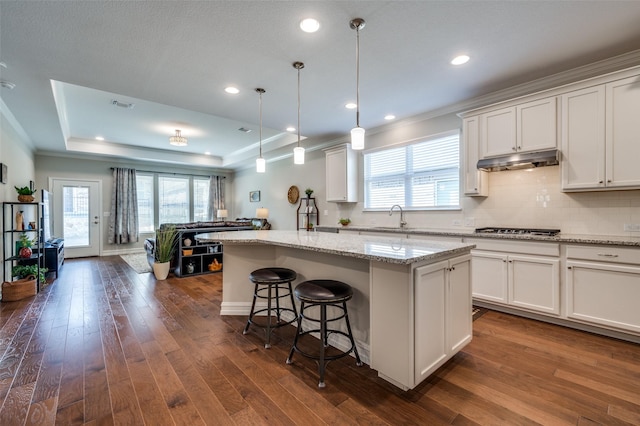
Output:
[63, 186, 89, 247]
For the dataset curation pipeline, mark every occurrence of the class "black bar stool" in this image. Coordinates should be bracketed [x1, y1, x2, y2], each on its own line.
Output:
[286, 279, 362, 388]
[243, 267, 298, 348]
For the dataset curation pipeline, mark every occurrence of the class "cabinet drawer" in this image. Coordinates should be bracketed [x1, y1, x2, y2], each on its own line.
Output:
[566, 245, 640, 265]
[466, 238, 559, 256]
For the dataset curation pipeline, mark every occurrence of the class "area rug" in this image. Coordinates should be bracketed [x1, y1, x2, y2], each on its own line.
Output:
[120, 253, 152, 274]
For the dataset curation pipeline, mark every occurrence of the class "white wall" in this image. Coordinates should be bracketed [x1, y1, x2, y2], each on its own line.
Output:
[232, 111, 640, 237]
[1, 105, 37, 280]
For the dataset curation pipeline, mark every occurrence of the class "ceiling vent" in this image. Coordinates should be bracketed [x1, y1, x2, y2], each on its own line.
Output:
[111, 99, 135, 109]
[238, 127, 252, 133]
[0, 80, 16, 90]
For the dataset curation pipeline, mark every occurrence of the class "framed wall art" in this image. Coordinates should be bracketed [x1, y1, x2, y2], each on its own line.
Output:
[249, 190, 260, 202]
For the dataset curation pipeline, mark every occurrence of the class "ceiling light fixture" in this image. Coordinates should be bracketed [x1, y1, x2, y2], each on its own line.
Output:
[451, 55, 470, 65]
[169, 129, 188, 146]
[293, 61, 305, 165]
[300, 18, 320, 33]
[225, 86, 239, 94]
[345, 103, 357, 109]
[384, 114, 396, 120]
[255, 88, 266, 173]
[349, 18, 366, 150]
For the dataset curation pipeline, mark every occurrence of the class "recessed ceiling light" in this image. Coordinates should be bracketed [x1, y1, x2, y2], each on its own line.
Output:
[300, 18, 320, 33]
[286, 126, 296, 132]
[204, 151, 211, 156]
[95, 136, 104, 141]
[345, 103, 357, 109]
[451, 55, 470, 65]
[384, 115, 396, 120]
[225, 86, 239, 94]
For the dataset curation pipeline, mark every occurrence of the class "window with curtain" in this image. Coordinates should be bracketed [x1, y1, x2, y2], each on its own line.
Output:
[135, 173, 215, 232]
[364, 131, 460, 210]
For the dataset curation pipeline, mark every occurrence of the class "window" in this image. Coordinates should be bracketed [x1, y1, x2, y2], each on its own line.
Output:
[159, 176, 190, 224]
[364, 131, 460, 210]
[135, 174, 212, 232]
[137, 174, 155, 233]
[193, 178, 210, 222]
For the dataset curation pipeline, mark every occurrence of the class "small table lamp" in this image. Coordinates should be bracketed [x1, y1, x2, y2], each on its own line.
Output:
[256, 207, 269, 230]
[217, 209, 228, 221]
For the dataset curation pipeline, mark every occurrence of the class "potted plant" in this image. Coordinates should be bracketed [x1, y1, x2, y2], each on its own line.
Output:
[15, 186, 37, 203]
[12, 264, 48, 284]
[3, 264, 47, 302]
[305, 188, 314, 198]
[153, 224, 177, 280]
[338, 218, 351, 226]
[17, 232, 35, 258]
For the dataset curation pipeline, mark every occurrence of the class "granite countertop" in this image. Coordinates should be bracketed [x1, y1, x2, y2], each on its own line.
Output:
[196, 230, 475, 265]
[316, 225, 640, 247]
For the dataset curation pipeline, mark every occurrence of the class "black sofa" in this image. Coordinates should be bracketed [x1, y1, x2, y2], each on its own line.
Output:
[144, 218, 270, 268]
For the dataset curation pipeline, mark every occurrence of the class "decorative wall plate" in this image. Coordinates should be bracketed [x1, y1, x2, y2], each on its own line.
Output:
[287, 185, 300, 204]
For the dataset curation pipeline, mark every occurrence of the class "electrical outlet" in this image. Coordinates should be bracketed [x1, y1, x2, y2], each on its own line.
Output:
[323, 210, 328, 216]
[464, 217, 475, 227]
[452, 220, 462, 227]
[624, 223, 640, 232]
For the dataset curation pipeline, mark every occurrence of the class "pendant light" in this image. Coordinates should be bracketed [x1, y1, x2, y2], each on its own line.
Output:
[349, 18, 366, 150]
[255, 88, 266, 173]
[293, 61, 305, 165]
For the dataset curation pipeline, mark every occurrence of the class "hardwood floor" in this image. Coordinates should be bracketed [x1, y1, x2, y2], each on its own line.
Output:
[1, 255, 639, 425]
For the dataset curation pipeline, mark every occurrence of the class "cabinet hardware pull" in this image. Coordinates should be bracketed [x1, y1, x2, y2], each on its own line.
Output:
[599, 180, 604, 184]
[597, 253, 618, 257]
[567, 266, 572, 270]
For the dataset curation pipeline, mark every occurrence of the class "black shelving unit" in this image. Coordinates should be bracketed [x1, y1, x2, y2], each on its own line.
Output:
[297, 197, 319, 231]
[2, 202, 44, 291]
[174, 229, 224, 277]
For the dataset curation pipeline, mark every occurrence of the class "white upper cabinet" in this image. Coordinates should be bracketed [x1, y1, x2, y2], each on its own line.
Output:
[605, 76, 640, 189]
[325, 144, 358, 202]
[562, 75, 640, 191]
[560, 86, 606, 190]
[480, 107, 516, 157]
[480, 97, 557, 158]
[462, 116, 488, 196]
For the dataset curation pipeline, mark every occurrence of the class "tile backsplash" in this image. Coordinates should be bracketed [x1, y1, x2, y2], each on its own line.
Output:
[341, 166, 640, 236]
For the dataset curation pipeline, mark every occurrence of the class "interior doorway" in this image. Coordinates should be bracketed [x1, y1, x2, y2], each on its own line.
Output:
[50, 178, 102, 258]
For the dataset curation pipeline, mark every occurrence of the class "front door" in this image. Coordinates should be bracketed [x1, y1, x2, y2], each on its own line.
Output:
[51, 178, 101, 258]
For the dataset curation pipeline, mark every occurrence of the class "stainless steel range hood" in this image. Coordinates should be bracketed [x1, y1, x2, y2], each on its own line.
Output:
[477, 149, 559, 172]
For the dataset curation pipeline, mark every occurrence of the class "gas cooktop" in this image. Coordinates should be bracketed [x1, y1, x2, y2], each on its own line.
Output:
[474, 227, 561, 237]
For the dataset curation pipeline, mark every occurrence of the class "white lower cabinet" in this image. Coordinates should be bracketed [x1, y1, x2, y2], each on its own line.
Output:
[470, 240, 560, 315]
[566, 245, 640, 334]
[414, 255, 471, 385]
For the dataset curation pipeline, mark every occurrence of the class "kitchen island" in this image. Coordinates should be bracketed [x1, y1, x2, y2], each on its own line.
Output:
[196, 230, 475, 390]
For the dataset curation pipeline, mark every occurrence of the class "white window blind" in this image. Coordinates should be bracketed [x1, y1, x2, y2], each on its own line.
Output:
[136, 174, 155, 233]
[159, 176, 190, 224]
[364, 132, 460, 209]
[193, 178, 210, 221]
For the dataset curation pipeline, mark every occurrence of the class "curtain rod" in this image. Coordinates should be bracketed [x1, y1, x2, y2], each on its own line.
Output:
[110, 167, 224, 179]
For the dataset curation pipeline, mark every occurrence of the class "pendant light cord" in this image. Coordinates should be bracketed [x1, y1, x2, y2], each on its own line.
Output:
[297, 65, 301, 147]
[259, 91, 263, 157]
[355, 26, 360, 128]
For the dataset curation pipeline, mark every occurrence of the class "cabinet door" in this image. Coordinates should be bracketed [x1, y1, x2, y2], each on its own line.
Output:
[326, 145, 358, 202]
[561, 86, 606, 190]
[414, 260, 448, 385]
[463, 116, 488, 196]
[448, 255, 472, 353]
[471, 251, 508, 303]
[606, 76, 640, 188]
[509, 254, 560, 315]
[516, 97, 557, 153]
[566, 260, 640, 333]
[480, 107, 516, 158]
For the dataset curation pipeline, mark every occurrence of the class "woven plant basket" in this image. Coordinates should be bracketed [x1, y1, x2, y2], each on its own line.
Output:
[2, 275, 37, 302]
[17, 194, 35, 203]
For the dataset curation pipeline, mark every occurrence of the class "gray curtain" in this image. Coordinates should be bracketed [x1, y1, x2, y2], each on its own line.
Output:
[108, 168, 139, 244]
[209, 175, 225, 220]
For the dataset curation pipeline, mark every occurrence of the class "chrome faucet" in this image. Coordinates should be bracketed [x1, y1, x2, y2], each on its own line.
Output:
[389, 204, 407, 228]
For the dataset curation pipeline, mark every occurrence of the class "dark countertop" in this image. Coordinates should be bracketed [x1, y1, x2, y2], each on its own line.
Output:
[316, 226, 640, 247]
